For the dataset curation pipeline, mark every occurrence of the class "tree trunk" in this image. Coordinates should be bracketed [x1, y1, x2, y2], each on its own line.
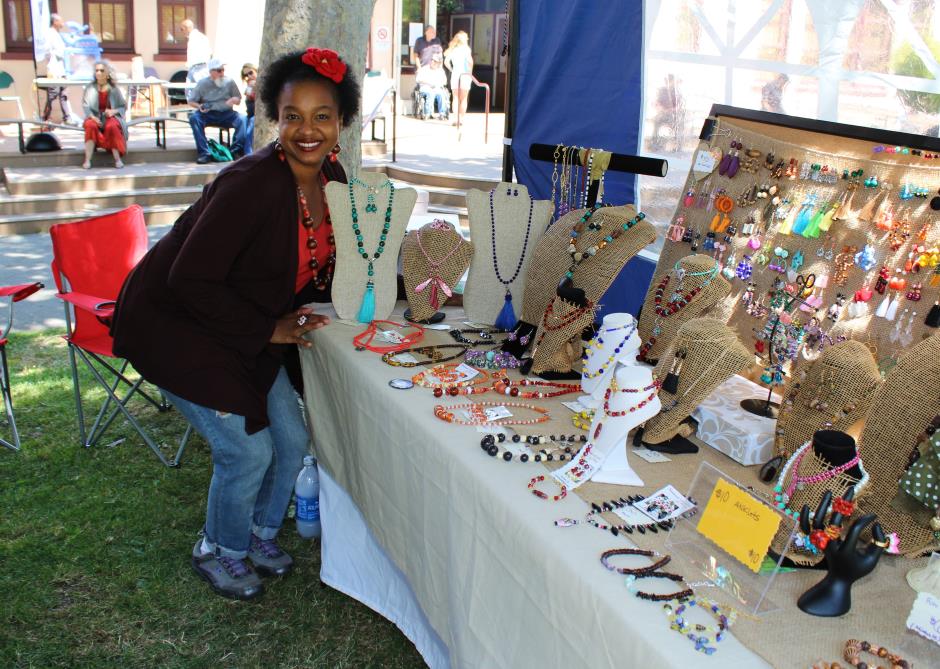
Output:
[257, 0, 377, 173]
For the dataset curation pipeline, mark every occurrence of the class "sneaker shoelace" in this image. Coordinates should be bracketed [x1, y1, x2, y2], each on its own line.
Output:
[251, 535, 283, 559]
[217, 555, 251, 579]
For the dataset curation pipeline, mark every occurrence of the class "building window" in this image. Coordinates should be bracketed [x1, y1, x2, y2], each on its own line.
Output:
[157, 0, 204, 54]
[401, 0, 427, 70]
[83, 0, 133, 52]
[3, 0, 57, 53]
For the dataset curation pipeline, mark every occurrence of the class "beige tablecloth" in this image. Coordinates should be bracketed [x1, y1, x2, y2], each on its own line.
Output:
[300, 305, 773, 668]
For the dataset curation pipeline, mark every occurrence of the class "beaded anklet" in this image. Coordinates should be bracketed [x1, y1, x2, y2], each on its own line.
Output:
[663, 596, 737, 655]
[625, 571, 694, 602]
[479, 433, 586, 463]
[600, 548, 670, 575]
[353, 320, 425, 353]
[843, 639, 910, 669]
[581, 495, 679, 535]
[449, 327, 505, 346]
[434, 401, 550, 426]
[528, 474, 567, 501]
[492, 377, 581, 399]
[413, 364, 492, 397]
[382, 344, 469, 367]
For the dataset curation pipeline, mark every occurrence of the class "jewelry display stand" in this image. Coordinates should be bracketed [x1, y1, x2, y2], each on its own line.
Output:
[578, 313, 640, 409]
[528, 296, 596, 376]
[855, 333, 940, 557]
[635, 254, 731, 363]
[641, 318, 750, 449]
[589, 363, 661, 486]
[520, 205, 656, 326]
[327, 174, 416, 322]
[907, 552, 940, 597]
[401, 220, 473, 323]
[464, 184, 551, 326]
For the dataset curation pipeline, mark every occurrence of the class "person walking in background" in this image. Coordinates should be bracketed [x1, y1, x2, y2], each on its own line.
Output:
[761, 73, 789, 114]
[188, 59, 246, 164]
[42, 14, 80, 125]
[444, 31, 473, 121]
[412, 25, 442, 67]
[81, 61, 127, 169]
[181, 19, 212, 102]
[241, 64, 257, 154]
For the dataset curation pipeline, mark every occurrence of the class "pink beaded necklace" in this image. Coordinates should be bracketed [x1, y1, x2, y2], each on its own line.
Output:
[414, 222, 464, 310]
[785, 447, 861, 499]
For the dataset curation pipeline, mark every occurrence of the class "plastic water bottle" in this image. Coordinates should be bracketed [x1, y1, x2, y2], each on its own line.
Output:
[295, 455, 321, 538]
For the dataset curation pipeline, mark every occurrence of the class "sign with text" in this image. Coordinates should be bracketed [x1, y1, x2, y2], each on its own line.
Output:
[696, 477, 781, 573]
[906, 591, 940, 647]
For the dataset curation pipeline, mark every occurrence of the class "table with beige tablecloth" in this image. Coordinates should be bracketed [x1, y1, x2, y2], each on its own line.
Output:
[299, 304, 929, 669]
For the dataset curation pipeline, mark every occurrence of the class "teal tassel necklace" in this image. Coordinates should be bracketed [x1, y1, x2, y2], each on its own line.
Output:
[349, 177, 395, 323]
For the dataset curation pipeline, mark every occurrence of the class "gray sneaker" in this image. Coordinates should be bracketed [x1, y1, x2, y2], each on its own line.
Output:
[248, 534, 294, 577]
[190, 540, 264, 600]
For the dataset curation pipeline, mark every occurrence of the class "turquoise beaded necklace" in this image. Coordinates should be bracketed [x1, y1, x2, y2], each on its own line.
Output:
[349, 177, 395, 323]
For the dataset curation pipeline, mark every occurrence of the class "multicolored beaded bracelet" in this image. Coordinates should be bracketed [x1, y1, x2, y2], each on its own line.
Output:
[528, 474, 567, 501]
[449, 327, 505, 346]
[413, 363, 492, 397]
[492, 377, 581, 399]
[663, 596, 737, 656]
[465, 348, 522, 369]
[433, 401, 551, 426]
[600, 548, 670, 575]
[843, 639, 910, 669]
[479, 433, 586, 463]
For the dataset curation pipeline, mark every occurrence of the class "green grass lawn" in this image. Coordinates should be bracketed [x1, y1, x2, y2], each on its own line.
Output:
[0, 331, 426, 669]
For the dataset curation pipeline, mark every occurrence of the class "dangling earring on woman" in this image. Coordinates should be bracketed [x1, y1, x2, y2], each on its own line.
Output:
[274, 138, 285, 161]
[329, 144, 341, 163]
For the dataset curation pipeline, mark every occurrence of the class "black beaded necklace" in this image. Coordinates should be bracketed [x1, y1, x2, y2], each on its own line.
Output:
[489, 189, 533, 320]
[449, 327, 505, 346]
[480, 432, 587, 463]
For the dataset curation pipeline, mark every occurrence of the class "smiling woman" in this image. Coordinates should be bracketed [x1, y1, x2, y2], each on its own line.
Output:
[108, 48, 360, 602]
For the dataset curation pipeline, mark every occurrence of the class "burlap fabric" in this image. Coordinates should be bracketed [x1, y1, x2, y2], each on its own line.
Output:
[643, 318, 752, 444]
[773, 340, 881, 461]
[464, 184, 552, 325]
[519, 205, 656, 325]
[856, 332, 940, 557]
[326, 176, 416, 321]
[401, 221, 473, 322]
[635, 254, 732, 361]
[654, 116, 940, 382]
[530, 296, 597, 374]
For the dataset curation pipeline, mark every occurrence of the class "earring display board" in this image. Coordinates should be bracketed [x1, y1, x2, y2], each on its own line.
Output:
[529, 295, 597, 374]
[464, 184, 552, 326]
[635, 254, 731, 362]
[856, 333, 940, 557]
[643, 318, 751, 445]
[654, 112, 940, 386]
[327, 174, 417, 322]
[519, 204, 656, 325]
[772, 340, 881, 464]
[401, 220, 473, 322]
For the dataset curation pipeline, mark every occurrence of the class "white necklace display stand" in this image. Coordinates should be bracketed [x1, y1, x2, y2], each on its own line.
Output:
[327, 173, 417, 322]
[464, 183, 551, 326]
[588, 363, 661, 486]
[578, 313, 641, 410]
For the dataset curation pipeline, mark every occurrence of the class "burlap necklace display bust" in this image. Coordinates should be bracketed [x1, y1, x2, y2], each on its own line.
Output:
[327, 174, 416, 322]
[636, 254, 730, 362]
[856, 333, 940, 557]
[519, 205, 656, 325]
[464, 184, 551, 326]
[773, 341, 881, 462]
[401, 220, 473, 322]
[642, 318, 751, 444]
[529, 295, 597, 374]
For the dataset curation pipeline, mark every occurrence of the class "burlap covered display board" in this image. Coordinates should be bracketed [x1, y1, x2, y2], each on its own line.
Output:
[635, 254, 731, 362]
[643, 318, 751, 444]
[654, 115, 940, 386]
[519, 205, 657, 326]
[464, 184, 552, 326]
[529, 296, 597, 374]
[772, 340, 881, 462]
[401, 221, 473, 322]
[327, 175, 417, 322]
[856, 333, 940, 557]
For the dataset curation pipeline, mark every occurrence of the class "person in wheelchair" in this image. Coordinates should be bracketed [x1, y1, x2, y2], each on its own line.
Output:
[415, 53, 449, 120]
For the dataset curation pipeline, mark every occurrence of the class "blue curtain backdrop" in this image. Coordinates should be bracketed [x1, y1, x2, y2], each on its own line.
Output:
[512, 0, 656, 319]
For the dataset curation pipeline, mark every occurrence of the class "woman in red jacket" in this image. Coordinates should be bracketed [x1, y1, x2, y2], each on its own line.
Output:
[111, 48, 358, 600]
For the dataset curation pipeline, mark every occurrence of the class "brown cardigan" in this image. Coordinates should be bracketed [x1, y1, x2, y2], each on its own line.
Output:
[111, 143, 347, 433]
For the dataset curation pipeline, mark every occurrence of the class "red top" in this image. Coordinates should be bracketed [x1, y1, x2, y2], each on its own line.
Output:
[295, 211, 333, 293]
[98, 89, 109, 113]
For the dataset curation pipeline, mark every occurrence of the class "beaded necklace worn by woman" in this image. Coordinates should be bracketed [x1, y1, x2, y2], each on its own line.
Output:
[349, 176, 395, 322]
[489, 189, 534, 330]
[414, 221, 463, 310]
[296, 173, 335, 291]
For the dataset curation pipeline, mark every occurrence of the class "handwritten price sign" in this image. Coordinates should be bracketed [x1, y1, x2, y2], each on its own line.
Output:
[696, 477, 782, 573]
[907, 591, 940, 647]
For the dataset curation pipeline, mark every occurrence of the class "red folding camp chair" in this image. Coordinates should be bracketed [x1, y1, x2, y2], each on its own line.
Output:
[0, 281, 43, 451]
[49, 205, 191, 467]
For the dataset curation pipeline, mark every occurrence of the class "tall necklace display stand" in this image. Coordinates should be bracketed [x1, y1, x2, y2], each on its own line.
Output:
[587, 363, 661, 486]
[578, 313, 641, 410]
[327, 174, 416, 322]
[464, 183, 551, 327]
[401, 220, 473, 324]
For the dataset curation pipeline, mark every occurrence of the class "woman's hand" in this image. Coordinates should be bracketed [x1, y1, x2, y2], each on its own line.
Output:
[104, 109, 115, 118]
[270, 307, 330, 348]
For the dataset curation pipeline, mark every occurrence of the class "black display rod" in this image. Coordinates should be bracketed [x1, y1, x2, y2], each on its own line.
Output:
[528, 143, 669, 178]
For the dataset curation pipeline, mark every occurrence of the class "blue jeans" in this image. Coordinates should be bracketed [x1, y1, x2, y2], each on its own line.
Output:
[245, 115, 254, 155]
[188, 109, 247, 159]
[418, 86, 448, 117]
[163, 368, 309, 558]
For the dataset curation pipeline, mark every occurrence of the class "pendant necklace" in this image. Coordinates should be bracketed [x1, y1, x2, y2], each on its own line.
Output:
[414, 222, 463, 310]
[489, 188, 534, 330]
[349, 177, 395, 323]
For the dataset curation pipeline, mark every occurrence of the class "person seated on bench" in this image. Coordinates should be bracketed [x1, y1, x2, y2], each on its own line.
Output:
[415, 53, 449, 120]
[189, 59, 247, 164]
[81, 61, 127, 169]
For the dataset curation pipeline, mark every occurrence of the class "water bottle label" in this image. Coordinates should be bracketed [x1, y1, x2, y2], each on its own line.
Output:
[296, 495, 320, 522]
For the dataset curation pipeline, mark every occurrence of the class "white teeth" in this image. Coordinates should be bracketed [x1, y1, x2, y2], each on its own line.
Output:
[298, 141, 321, 149]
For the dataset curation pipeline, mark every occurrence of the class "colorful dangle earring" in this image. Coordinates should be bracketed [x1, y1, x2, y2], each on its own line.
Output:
[329, 144, 341, 163]
[735, 255, 753, 280]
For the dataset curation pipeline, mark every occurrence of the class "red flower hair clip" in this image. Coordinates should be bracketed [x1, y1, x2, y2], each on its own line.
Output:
[301, 47, 347, 83]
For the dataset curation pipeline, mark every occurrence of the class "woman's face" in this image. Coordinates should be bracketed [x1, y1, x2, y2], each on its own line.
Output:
[243, 70, 256, 86]
[94, 65, 108, 86]
[277, 78, 342, 171]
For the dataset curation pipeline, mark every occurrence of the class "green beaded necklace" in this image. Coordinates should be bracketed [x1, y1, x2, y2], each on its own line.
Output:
[349, 177, 395, 323]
